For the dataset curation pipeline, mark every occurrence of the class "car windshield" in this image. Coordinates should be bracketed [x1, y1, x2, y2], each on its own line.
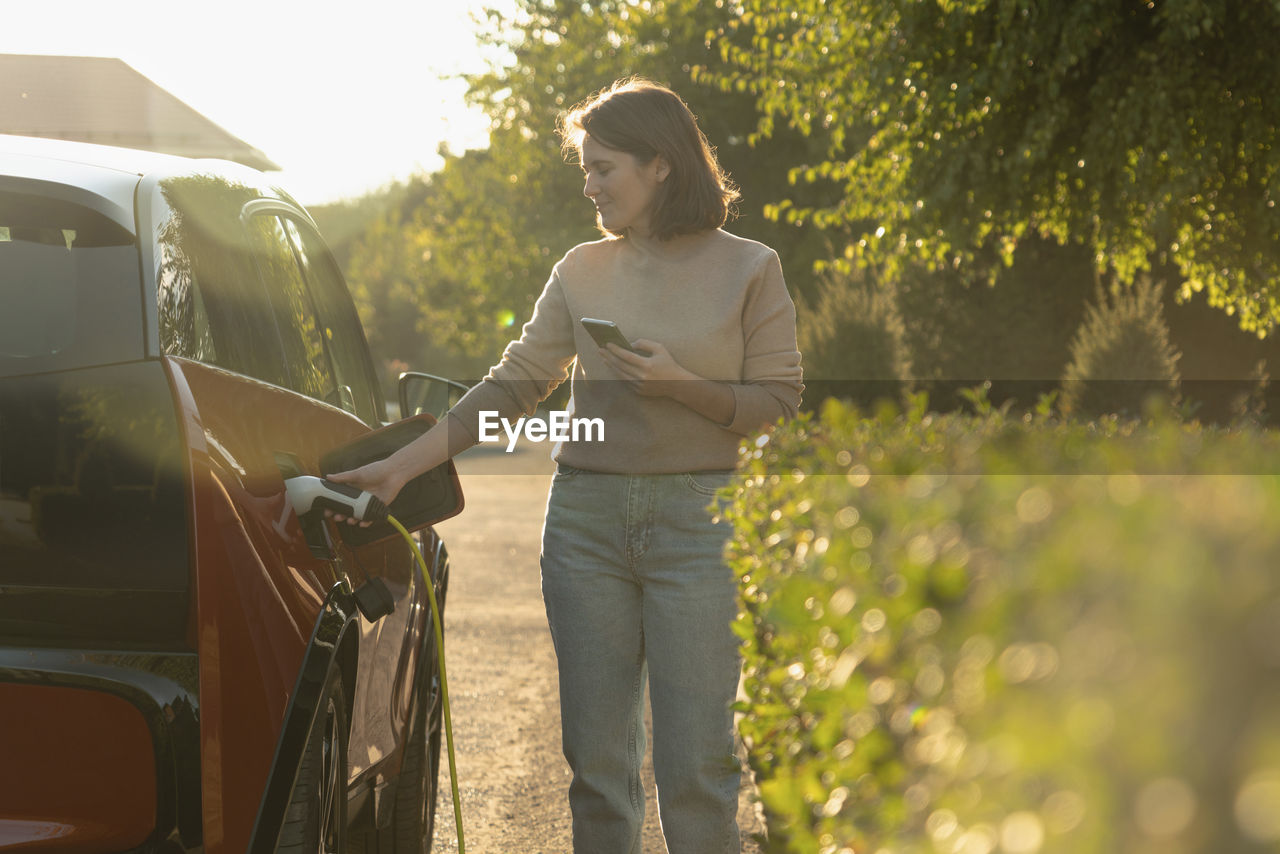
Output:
[0, 190, 142, 377]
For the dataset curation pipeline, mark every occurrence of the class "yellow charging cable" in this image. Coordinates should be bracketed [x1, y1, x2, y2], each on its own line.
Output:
[387, 515, 465, 853]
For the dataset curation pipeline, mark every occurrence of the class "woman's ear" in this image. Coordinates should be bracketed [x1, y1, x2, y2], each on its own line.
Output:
[653, 155, 671, 183]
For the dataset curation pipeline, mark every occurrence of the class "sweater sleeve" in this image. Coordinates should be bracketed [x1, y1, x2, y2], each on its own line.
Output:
[723, 249, 804, 436]
[444, 264, 578, 454]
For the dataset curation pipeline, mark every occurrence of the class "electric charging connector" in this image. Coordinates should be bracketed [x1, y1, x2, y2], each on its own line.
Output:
[284, 475, 389, 523]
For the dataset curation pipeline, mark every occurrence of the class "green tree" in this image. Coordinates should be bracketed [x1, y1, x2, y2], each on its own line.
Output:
[344, 0, 834, 387]
[1060, 274, 1182, 418]
[797, 268, 912, 410]
[894, 238, 1094, 410]
[309, 182, 412, 285]
[705, 0, 1280, 333]
[341, 179, 459, 381]
[464, 0, 832, 288]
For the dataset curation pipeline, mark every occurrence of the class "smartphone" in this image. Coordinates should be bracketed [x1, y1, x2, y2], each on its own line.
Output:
[580, 317, 641, 353]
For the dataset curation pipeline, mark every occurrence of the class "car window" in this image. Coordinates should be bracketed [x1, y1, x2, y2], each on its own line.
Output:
[243, 213, 347, 411]
[0, 190, 143, 378]
[154, 180, 370, 419]
[155, 178, 288, 386]
[281, 217, 384, 424]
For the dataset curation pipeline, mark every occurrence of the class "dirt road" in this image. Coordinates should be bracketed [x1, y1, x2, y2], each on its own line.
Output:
[428, 443, 765, 853]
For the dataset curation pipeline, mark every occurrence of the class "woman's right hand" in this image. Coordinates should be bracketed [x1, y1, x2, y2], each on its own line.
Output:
[326, 459, 407, 526]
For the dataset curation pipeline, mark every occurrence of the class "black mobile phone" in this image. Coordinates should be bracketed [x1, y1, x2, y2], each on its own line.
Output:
[580, 317, 640, 353]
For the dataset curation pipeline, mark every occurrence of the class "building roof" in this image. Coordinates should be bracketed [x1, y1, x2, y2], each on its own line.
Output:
[0, 54, 279, 171]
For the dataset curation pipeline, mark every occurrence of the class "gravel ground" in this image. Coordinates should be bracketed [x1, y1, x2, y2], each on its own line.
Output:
[427, 443, 766, 853]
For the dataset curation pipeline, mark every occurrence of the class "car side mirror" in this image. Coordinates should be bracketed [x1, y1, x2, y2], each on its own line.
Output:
[398, 372, 470, 421]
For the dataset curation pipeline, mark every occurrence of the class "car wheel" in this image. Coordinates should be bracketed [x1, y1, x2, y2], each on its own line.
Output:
[361, 642, 444, 853]
[397, 666, 444, 852]
[278, 661, 349, 854]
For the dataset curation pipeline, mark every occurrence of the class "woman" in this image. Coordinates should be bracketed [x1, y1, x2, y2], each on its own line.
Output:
[332, 77, 802, 853]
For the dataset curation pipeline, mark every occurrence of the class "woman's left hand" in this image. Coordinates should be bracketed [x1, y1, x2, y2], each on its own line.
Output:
[599, 339, 691, 398]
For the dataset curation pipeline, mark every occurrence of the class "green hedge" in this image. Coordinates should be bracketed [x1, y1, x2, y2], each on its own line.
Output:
[726, 397, 1280, 853]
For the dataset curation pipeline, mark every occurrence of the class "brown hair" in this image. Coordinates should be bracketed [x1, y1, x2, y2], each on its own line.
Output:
[558, 78, 739, 240]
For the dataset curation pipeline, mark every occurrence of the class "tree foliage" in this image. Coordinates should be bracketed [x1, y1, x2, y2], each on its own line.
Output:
[343, 0, 833, 381]
[703, 0, 1280, 333]
[796, 268, 912, 409]
[1060, 274, 1182, 418]
[893, 239, 1093, 410]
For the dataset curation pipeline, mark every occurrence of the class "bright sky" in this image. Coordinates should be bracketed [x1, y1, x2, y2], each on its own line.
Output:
[3, 0, 506, 205]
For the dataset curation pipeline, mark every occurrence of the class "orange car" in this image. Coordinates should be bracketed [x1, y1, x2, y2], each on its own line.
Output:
[0, 135, 465, 853]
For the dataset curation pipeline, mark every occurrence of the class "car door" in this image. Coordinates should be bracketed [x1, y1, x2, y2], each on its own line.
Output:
[151, 173, 419, 853]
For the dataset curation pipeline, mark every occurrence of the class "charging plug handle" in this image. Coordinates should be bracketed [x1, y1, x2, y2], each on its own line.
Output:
[285, 475, 389, 523]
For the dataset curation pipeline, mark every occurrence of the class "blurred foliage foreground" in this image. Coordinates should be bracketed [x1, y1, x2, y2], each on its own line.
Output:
[723, 397, 1280, 853]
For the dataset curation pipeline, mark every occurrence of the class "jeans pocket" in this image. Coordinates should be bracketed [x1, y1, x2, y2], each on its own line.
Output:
[681, 470, 736, 497]
[553, 462, 585, 481]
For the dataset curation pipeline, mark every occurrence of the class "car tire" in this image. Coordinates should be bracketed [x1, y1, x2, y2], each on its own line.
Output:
[359, 639, 444, 853]
[396, 663, 444, 853]
[278, 660, 349, 854]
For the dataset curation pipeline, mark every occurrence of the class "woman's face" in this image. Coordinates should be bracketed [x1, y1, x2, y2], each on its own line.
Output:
[580, 135, 669, 238]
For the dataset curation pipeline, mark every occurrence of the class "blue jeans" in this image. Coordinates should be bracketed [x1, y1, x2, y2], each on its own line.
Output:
[541, 465, 742, 854]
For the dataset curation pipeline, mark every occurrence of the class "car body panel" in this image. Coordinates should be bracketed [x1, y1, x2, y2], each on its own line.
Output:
[0, 144, 142, 232]
[0, 683, 156, 852]
[164, 356, 334, 852]
[167, 354, 432, 852]
[0, 648, 202, 851]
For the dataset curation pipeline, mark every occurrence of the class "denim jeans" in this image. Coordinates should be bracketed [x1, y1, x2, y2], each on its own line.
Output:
[541, 464, 742, 854]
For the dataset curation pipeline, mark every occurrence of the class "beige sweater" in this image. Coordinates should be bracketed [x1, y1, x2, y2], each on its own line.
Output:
[445, 228, 803, 473]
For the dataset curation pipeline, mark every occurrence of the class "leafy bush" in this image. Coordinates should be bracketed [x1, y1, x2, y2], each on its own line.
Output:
[797, 269, 911, 410]
[893, 240, 1093, 412]
[725, 398, 1280, 853]
[1060, 276, 1182, 418]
